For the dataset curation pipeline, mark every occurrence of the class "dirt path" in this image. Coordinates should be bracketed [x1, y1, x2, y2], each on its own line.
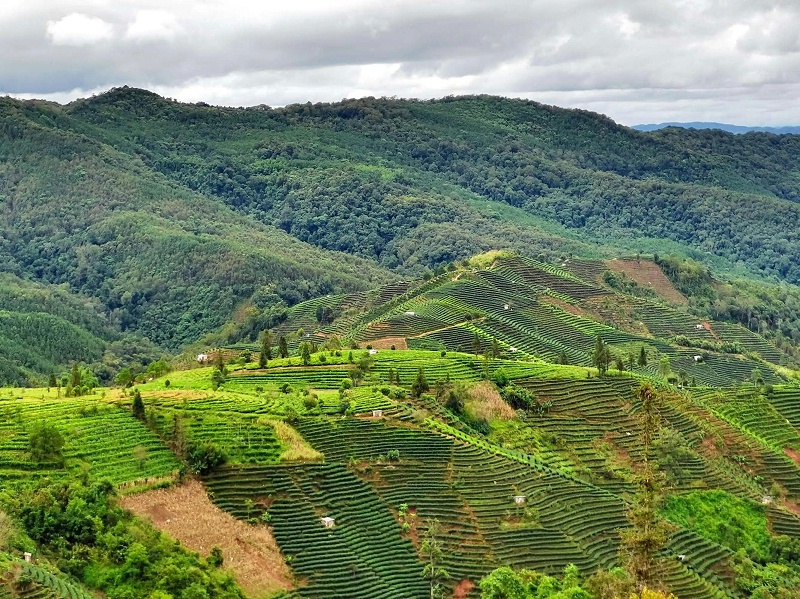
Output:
[121, 479, 293, 597]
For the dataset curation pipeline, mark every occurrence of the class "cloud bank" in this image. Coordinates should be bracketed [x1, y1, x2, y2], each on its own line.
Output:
[3, 0, 800, 125]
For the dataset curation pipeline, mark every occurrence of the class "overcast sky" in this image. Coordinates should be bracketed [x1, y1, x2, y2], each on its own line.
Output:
[3, 0, 800, 125]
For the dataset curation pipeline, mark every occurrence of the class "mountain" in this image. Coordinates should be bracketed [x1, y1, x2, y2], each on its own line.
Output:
[633, 121, 800, 135]
[5, 87, 800, 383]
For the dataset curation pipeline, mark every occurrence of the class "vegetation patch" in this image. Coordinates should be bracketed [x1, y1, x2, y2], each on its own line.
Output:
[121, 479, 293, 598]
[662, 490, 773, 560]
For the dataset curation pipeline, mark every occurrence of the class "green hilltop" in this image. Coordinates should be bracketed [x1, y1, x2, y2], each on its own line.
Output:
[5, 88, 800, 382]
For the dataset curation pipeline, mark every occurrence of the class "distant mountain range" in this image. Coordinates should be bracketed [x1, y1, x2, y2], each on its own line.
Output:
[633, 121, 800, 135]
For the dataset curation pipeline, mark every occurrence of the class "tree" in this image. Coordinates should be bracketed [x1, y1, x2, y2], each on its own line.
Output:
[412, 367, 430, 398]
[492, 367, 510, 388]
[299, 342, 312, 366]
[472, 331, 482, 356]
[187, 442, 227, 475]
[133, 445, 148, 470]
[620, 383, 673, 592]
[211, 368, 226, 390]
[116, 367, 134, 387]
[638, 346, 648, 367]
[628, 353, 636, 371]
[132, 389, 145, 421]
[28, 421, 65, 463]
[490, 338, 501, 359]
[421, 519, 448, 599]
[657, 356, 671, 379]
[478, 566, 527, 599]
[593, 338, 612, 377]
[278, 336, 289, 358]
[615, 355, 625, 372]
[70, 362, 82, 390]
[260, 330, 272, 368]
[214, 351, 225, 372]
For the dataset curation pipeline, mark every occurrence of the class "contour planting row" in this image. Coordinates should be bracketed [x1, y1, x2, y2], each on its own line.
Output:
[204, 463, 428, 599]
[0, 398, 178, 486]
[294, 418, 454, 463]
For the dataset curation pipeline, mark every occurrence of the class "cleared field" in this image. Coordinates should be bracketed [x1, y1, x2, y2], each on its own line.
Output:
[122, 479, 293, 598]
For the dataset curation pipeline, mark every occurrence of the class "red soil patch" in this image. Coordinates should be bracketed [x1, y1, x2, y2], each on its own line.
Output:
[785, 447, 800, 466]
[453, 578, 475, 599]
[366, 337, 408, 350]
[702, 321, 720, 341]
[541, 296, 588, 318]
[605, 259, 688, 305]
[700, 436, 721, 458]
[783, 499, 800, 516]
[121, 479, 293, 597]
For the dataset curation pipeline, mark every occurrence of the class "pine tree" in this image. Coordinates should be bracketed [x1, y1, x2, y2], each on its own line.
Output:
[421, 519, 449, 599]
[620, 383, 673, 592]
[278, 336, 289, 359]
[411, 367, 429, 398]
[132, 389, 145, 421]
[638, 346, 648, 367]
[593, 338, 612, 376]
[260, 330, 272, 368]
[300, 342, 311, 366]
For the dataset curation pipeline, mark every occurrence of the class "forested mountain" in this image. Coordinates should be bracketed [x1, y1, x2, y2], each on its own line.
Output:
[4, 87, 800, 382]
[634, 122, 800, 135]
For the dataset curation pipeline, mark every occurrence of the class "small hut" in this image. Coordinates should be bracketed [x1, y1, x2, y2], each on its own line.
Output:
[372, 409, 384, 418]
[320, 516, 335, 528]
[513, 495, 526, 506]
[23, 552, 32, 563]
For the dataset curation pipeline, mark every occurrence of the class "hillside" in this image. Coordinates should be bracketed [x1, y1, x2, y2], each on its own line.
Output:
[6, 88, 800, 385]
[2, 255, 799, 597]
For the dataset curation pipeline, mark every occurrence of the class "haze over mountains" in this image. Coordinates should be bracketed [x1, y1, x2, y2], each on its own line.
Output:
[633, 122, 800, 135]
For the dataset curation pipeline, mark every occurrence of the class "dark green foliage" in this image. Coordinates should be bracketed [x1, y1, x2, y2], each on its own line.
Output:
[592, 338, 612, 377]
[27, 421, 65, 463]
[131, 389, 145, 421]
[187, 442, 227, 475]
[411, 367, 430, 398]
[278, 336, 289, 359]
[259, 330, 271, 368]
[5, 479, 243, 598]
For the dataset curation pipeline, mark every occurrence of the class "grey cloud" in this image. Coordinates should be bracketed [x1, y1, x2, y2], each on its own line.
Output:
[3, 0, 800, 125]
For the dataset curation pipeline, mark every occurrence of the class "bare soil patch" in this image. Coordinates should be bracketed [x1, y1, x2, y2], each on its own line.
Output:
[785, 447, 800, 466]
[465, 380, 515, 421]
[605, 259, 687, 304]
[121, 479, 293, 598]
[453, 578, 475, 599]
[367, 337, 408, 350]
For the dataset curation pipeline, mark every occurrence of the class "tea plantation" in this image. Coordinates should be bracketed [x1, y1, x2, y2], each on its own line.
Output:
[3, 256, 800, 598]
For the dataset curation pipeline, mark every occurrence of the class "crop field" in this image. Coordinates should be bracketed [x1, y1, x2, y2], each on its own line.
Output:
[3, 255, 800, 599]
[0, 395, 179, 487]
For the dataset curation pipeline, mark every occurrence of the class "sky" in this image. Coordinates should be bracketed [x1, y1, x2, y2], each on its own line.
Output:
[3, 0, 800, 126]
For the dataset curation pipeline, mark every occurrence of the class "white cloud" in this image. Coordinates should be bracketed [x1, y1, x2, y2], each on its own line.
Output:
[124, 10, 182, 42]
[1, 0, 798, 125]
[46, 13, 113, 46]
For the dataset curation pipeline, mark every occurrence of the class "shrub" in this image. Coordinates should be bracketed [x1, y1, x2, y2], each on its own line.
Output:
[187, 442, 227, 475]
[28, 421, 65, 463]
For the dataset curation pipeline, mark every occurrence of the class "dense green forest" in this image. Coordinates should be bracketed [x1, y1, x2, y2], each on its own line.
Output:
[4, 87, 800, 384]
